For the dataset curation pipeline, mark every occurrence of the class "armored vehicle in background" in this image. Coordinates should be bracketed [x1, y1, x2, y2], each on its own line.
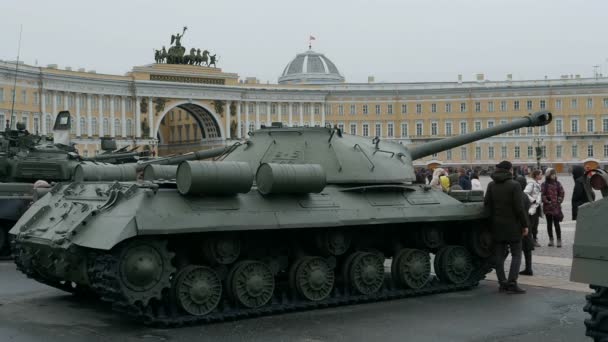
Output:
[0, 111, 145, 255]
[571, 169, 608, 342]
[11, 111, 552, 325]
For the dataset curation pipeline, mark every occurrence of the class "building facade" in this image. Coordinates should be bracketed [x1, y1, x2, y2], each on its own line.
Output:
[1, 50, 608, 172]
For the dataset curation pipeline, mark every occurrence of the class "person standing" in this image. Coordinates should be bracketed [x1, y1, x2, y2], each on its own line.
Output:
[524, 170, 543, 247]
[484, 160, 529, 294]
[458, 168, 472, 190]
[541, 168, 565, 247]
[471, 173, 482, 191]
[571, 165, 594, 220]
[516, 175, 534, 276]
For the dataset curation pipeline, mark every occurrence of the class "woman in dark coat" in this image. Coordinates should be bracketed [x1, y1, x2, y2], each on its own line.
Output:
[541, 168, 565, 247]
[571, 165, 594, 220]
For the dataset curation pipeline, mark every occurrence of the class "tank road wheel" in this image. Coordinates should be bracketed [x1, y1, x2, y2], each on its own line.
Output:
[228, 260, 274, 308]
[416, 227, 444, 250]
[392, 249, 431, 289]
[349, 252, 384, 295]
[585, 286, 608, 341]
[467, 227, 494, 258]
[440, 246, 473, 284]
[203, 235, 241, 265]
[117, 239, 175, 305]
[433, 247, 448, 281]
[174, 265, 222, 316]
[292, 257, 335, 301]
[316, 230, 351, 256]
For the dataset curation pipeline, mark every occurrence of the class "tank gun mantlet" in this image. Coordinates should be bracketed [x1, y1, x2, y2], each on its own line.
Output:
[224, 126, 416, 184]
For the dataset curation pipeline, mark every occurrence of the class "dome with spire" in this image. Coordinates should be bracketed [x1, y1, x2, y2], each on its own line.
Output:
[278, 50, 345, 85]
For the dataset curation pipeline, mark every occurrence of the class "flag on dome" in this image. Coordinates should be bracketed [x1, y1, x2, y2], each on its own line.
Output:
[309, 35, 316, 41]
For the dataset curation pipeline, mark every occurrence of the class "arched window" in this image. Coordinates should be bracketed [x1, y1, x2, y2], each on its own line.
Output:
[79, 117, 86, 136]
[45, 114, 53, 134]
[103, 118, 109, 136]
[70, 116, 76, 134]
[91, 118, 97, 136]
[126, 119, 132, 137]
[114, 119, 121, 136]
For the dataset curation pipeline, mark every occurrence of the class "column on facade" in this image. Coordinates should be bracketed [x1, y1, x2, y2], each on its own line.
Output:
[255, 102, 260, 129]
[237, 101, 242, 139]
[75, 93, 81, 136]
[266, 101, 271, 125]
[148, 96, 154, 138]
[299, 102, 304, 126]
[225, 101, 232, 140]
[277, 102, 282, 124]
[41, 92, 47, 135]
[311, 102, 315, 126]
[288, 102, 293, 127]
[110, 96, 115, 137]
[87, 94, 92, 136]
[64, 93, 68, 111]
[98, 95, 104, 137]
[321, 101, 326, 127]
[136, 96, 142, 138]
[244, 102, 250, 136]
[121, 97, 127, 138]
[52, 92, 57, 124]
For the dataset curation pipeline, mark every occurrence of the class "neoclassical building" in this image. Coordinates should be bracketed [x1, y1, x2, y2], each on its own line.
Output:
[1, 48, 608, 172]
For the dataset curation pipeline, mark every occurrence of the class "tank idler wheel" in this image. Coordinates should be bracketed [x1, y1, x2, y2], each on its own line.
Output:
[174, 265, 222, 316]
[584, 286, 608, 342]
[440, 246, 473, 284]
[348, 252, 384, 295]
[116, 239, 175, 305]
[0, 227, 9, 256]
[203, 235, 241, 265]
[416, 227, 444, 250]
[392, 249, 431, 289]
[467, 227, 494, 258]
[316, 230, 351, 256]
[291, 256, 335, 301]
[228, 260, 274, 308]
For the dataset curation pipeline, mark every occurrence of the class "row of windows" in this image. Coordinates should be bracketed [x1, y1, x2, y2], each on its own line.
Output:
[329, 98, 608, 116]
[0, 89, 135, 112]
[428, 143, 608, 161]
[239, 103, 327, 116]
[0, 112, 135, 137]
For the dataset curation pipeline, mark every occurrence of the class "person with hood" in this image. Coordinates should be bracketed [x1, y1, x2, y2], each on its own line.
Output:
[571, 165, 594, 220]
[458, 168, 472, 190]
[515, 175, 534, 276]
[430, 168, 447, 191]
[541, 168, 565, 247]
[524, 169, 543, 247]
[484, 160, 529, 294]
[448, 173, 462, 191]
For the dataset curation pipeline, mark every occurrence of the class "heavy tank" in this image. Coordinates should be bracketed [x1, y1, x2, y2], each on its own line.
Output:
[11, 110, 552, 325]
[571, 169, 608, 342]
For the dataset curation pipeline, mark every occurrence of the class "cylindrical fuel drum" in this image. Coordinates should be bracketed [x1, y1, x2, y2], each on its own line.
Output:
[143, 165, 178, 181]
[176, 161, 253, 195]
[255, 163, 326, 195]
[73, 163, 138, 182]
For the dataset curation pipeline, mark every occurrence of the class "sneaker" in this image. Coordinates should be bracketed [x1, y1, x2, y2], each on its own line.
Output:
[519, 269, 533, 276]
[557, 240, 562, 248]
[507, 283, 527, 294]
[548, 239, 554, 247]
[534, 240, 541, 247]
[499, 283, 508, 293]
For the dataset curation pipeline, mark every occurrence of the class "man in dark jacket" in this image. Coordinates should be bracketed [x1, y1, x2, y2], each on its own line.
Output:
[484, 160, 529, 294]
[571, 165, 594, 220]
[458, 168, 472, 190]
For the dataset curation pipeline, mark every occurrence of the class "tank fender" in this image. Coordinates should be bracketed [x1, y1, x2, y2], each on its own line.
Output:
[71, 214, 137, 250]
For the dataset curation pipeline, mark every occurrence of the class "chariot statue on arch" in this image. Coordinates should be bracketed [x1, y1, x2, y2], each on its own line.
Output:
[153, 26, 218, 67]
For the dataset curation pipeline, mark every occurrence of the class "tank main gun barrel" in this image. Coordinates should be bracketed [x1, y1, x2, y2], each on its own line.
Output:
[408, 110, 552, 160]
[137, 146, 230, 168]
[90, 151, 141, 161]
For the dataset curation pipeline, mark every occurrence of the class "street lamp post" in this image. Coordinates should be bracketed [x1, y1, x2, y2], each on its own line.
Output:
[534, 137, 544, 170]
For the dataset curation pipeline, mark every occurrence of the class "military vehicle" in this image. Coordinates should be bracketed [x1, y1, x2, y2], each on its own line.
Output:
[571, 168, 608, 342]
[10, 111, 551, 325]
[0, 111, 146, 255]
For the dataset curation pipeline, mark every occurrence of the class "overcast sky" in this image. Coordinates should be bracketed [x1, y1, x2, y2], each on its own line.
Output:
[1, 0, 606, 84]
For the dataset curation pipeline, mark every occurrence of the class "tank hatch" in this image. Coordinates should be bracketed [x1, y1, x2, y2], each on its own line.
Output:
[223, 127, 415, 184]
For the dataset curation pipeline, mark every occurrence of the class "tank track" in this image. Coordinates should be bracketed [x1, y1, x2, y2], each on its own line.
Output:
[585, 285, 608, 342]
[86, 249, 491, 326]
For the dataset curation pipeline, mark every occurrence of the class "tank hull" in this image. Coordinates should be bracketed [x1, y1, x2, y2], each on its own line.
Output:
[11, 181, 493, 325]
